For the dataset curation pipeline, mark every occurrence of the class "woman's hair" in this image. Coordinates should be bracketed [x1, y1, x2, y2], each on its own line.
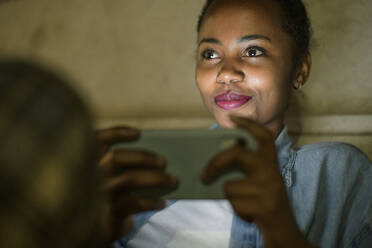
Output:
[197, 0, 312, 69]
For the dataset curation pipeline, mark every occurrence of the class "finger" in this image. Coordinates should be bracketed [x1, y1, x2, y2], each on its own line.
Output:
[230, 115, 273, 141]
[201, 145, 240, 184]
[98, 149, 166, 175]
[202, 146, 265, 184]
[226, 180, 289, 221]
[230, 115, 276, 154]
[96, 126, 140, 147]
[223, 181, 262, 222]
[228, 197, 263, 222]
[224, 179, 261, 198]
[104, 215, 135, 243]
[104, 170, 179, 193]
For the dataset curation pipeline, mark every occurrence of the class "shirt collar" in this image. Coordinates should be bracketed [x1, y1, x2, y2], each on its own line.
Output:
[274, 127, 293, 171]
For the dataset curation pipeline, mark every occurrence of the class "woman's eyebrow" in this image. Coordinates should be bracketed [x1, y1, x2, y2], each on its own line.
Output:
[198, 38, 222, 46]
[198, 35, 271, 47]
[238, 34, 272, 43]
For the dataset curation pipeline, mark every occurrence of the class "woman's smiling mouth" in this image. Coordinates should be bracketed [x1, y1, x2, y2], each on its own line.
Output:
[214, 91, 252, 110]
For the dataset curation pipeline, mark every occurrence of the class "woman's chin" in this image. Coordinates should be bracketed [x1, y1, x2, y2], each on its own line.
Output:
[212, 106, 258, 128]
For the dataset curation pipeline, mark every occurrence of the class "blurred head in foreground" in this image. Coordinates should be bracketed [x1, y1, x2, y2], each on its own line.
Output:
[0, 59, 101, 248]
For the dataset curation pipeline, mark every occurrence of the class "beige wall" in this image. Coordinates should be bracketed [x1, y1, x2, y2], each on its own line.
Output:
[0, 0, 206, 118]
[295, 0, 372, 116]
[0, 0, 371, 157]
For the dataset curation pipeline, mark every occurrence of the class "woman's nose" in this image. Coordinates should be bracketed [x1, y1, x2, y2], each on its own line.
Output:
[216, 61, 244, 85]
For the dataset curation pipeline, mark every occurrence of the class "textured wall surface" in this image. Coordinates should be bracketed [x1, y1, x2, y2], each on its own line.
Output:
[299, 0, 372, 115]
[0, 0, 205, 118]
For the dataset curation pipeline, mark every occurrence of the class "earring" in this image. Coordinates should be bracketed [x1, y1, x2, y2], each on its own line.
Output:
[294, 82, 302, 90]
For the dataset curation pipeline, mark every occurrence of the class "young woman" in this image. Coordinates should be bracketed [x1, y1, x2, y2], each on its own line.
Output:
[98, 0, 372, 247]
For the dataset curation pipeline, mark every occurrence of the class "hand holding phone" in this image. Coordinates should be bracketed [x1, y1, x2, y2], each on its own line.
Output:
[96, 126, 178, 243]
[114, 128, 256, 199]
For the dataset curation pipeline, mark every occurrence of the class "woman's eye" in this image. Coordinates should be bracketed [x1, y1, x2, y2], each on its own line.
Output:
[201, 49, 219, 60]
[244, 47, 265, 57]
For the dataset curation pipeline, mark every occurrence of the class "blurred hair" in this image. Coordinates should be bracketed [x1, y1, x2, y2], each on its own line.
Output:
[0, 59, 102, 248]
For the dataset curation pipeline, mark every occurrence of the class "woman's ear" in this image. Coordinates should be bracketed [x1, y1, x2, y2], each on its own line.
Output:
[293, 53, 312, 89]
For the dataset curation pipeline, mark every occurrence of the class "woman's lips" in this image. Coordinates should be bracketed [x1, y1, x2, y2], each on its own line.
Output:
[214, 91, 252, 110]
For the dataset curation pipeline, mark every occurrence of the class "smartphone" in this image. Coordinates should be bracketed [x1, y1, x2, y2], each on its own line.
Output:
[113, 128, 257, 199]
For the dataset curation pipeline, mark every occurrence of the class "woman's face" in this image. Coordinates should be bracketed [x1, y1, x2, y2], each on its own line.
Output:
[196, 0, 296, 135]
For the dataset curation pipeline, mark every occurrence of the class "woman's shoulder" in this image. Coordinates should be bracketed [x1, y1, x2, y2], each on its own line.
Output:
[297, 141, 369, 161]
[294, 141, 371, 172]
[292, 142, 372, 247]
[296, 141, 363, 154]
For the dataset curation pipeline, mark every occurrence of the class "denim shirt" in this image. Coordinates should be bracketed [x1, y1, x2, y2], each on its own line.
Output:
[113, 128, 372, 248]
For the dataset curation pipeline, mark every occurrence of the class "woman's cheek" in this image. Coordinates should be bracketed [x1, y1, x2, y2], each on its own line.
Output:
[196, 67, 217, 100]
[195, 66, 208, 91]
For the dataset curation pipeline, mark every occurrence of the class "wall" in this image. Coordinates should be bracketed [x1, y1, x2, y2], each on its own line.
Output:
[0, 0, 371, 158]
[0, 0, 206, 118]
